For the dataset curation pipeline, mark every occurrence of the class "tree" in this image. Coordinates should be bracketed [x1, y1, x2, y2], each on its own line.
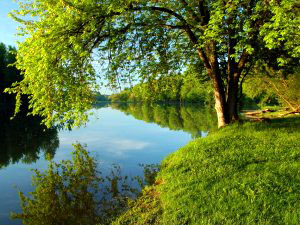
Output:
[8, 0, 300, 127]
[244, 63, 300, 112]
[0, 43, 22, 112]
[263, 68, 300, 112]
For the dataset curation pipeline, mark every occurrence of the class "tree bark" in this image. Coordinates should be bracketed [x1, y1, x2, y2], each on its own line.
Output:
[211, 73, 229, 128]
[204, 41, 230, 128]
[227, 76, 240, 121]
[196, 40, 248, 127]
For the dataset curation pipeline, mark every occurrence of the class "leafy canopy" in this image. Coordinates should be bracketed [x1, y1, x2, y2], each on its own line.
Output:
[8, 0, 300, 127]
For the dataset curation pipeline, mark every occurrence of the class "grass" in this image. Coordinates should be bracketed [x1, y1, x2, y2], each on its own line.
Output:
[112, 186, 163, 225]
[114, 117, 300, 225]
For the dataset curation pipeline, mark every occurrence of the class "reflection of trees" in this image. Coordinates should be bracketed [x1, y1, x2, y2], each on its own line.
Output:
[93, 101, 111, 109]
[0, 43, 59, 168]
[0, 112, 59, 169]
[111, 103, 217, 138]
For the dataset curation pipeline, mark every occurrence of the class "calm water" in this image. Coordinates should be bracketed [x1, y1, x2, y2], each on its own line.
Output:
[0, 103, 215, 224]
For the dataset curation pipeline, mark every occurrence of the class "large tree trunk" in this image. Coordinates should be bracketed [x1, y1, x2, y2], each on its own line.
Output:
[203, 42, 231, 128]
[209, 69, 242, 127]
[196, 42, 246, 128]
[211, 73, 229, 128]
[227, 76, 240, 122]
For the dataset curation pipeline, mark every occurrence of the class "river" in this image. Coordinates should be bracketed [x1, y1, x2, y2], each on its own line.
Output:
[0, 103, 216, 224]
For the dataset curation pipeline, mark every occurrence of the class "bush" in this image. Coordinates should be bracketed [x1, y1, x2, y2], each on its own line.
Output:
[242, 77, 279, 107]
[242, 66, 300, 110]
[269, 74, 300, 111]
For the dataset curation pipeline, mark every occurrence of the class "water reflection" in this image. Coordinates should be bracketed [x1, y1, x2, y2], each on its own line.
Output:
[0, 103, 204, 225]
[0, 102, 214, 170]
[111, 103, 217, 138]
[0, 112, 59, 169]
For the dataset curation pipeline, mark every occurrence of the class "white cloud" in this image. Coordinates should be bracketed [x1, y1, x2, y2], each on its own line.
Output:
[110, 139, 150, 150]
[59, 133, 151, 158]
[99, 139, 151, 157]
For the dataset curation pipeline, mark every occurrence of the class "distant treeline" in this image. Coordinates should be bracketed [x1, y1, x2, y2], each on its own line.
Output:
[0, 43, 23, 115]
[109, 74, 214, 105]
[111, 103, 217, 138]
[109, 68, 300, 111]
[107, 72, 277, 108]
[95, 93, 110, 102]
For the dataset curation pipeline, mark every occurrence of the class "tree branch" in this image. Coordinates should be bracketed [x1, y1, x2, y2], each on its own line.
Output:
[158, 24, 186, 29]
[131, 6, 187, 26]
[236, 50, 249, 78]
[131, 4, 211, 70]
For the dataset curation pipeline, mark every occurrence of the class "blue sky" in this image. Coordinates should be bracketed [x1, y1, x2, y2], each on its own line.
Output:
[0, 1, 20, 47]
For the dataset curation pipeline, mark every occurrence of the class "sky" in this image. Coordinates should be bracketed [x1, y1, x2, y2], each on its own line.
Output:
[0, 0, 20, 47]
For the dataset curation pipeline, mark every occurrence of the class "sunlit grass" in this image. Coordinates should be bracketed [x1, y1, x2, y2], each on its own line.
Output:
[158, 117, 300, 224]
[116, 117, 300, 225]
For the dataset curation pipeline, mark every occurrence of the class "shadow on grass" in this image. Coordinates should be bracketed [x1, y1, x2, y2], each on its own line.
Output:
[249, 116, 300, 131]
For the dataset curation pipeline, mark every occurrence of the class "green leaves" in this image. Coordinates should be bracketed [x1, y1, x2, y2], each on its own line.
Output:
[12, 143, 155, 225]
[7, 0, 103, 127]
[9, 0, 299, 127]
[260, 0, 300, 59]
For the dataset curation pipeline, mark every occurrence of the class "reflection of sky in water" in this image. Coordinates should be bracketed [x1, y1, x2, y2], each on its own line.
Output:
[0, 107, 191, 225]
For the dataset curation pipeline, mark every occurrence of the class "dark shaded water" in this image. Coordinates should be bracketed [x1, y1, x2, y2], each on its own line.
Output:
[0, 103, 215, 224]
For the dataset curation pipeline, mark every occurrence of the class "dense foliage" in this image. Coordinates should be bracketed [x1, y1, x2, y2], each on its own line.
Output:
[243, 65, 300, 111]
[116, 117, 300, 224]
[0, 43, 23, 114]
[110, 74, 213, 104]
[0, 42, 59, 169]
[8, 0, 299, 127]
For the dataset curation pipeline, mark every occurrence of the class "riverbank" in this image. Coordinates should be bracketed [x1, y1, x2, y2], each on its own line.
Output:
[113, 116, 300, 225]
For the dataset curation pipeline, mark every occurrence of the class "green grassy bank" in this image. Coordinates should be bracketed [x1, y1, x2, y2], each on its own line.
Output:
[114, 117, 300, 225]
